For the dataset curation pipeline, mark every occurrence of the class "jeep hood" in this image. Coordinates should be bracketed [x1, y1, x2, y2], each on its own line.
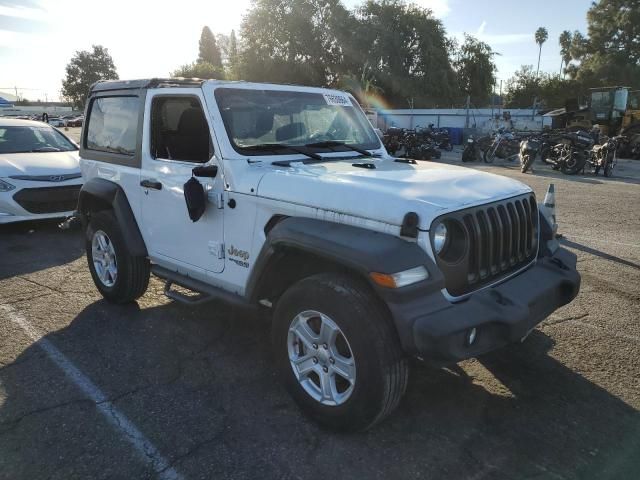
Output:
[257, 159, 531, 230]
[0, 151, 80, 178]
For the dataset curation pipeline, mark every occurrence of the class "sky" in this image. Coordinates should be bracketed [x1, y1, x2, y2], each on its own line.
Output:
[0, 0, 592, 102]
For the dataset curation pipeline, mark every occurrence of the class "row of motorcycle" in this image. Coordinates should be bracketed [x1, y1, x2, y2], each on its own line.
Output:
[462, 128, 623, 177]
[383, 124, 453, 160]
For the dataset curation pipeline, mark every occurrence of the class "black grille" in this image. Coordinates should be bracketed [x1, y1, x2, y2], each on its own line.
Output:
[13, 186, 81, 214]
[433, 194, 538, 297]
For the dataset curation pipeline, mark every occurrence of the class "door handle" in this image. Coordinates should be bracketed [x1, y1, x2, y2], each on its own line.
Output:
[140, 179, 162, 190]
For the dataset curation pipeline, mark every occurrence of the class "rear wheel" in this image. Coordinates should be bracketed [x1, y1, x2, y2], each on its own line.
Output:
[604, 159, 613, 177]
[520, 154, 534, 173]
[272, 273, 408, 431]
[86, 210, 150, 304]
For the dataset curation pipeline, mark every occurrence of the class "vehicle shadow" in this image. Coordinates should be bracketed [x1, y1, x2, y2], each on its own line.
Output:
[0, 220, 83, 280]
[561, 238, 640, 270]
[1, 298, 638, 479]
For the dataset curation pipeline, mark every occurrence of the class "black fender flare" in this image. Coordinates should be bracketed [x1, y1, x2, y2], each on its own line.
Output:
[77, 178, 147, 257]
[246, 217, 446, 348]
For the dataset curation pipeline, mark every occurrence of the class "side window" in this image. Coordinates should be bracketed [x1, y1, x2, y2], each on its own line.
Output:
[151, 96, 213, 163]
[86, 96, 139, 156]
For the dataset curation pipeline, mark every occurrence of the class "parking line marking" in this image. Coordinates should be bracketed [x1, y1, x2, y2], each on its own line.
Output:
[0, 303, 184, 480]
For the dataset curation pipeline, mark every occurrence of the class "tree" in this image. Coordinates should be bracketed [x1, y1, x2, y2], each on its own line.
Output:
[171, 61, 224, 79]
[564, 0, 640, 89]
[240, 0, 353, 86]
[452, 34, 497, 106]
[198, 26, 223, 69]
[505, 65, 586, 109]
[505, 65, 540, 108]
[534, 27, 548, 78]
[351, 0, 458, 107]
[340, 63, 383, 109]
[558, 30, 572, 77]
[61, 45, 118, 108]
[227, 30, 240, 80]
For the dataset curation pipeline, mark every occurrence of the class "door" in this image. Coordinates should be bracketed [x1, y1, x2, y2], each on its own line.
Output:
[139, 91, 225, 276]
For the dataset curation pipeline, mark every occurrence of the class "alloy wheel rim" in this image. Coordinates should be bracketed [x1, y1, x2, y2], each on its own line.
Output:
[92, 230, 117, 287]
[287, 310, 356, 406]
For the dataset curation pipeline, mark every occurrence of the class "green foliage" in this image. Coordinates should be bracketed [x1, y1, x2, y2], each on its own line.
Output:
[240, 0, 352, 86]
[352, 0, 458, 107]
[198, 26, 223, 69]
[504, 65, 585, 109]
[558, 30, 572, 75]
[534, 26, 548, 77]
[61, 45, 118, 108]
[452, 34, 497, 106]
[566, 0, 640, 89]
[171, 61, 225, 80]
[227, 30, 240, 80]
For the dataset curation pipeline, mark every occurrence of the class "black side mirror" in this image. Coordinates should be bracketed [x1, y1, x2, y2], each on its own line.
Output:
[192, 165, 218, 178]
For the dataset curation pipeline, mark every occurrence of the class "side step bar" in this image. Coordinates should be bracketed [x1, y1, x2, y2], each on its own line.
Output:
[151, 265, 253, 308]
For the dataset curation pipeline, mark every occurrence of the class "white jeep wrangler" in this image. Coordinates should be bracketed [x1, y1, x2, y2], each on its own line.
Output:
[77, 78, 580, 431]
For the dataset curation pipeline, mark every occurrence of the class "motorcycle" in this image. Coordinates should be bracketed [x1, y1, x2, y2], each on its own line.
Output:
[426, 124, 453, 151]
[589, 135, 623, 177]
[544, 130, 594, 175]
[519, 136, 542, 173]
[462, 135, 479, 162]
[483, 129, 520, 163]
[383, 127, 404, 156]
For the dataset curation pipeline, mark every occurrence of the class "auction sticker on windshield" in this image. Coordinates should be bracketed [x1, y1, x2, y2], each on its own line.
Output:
[323, 93, 352, 107]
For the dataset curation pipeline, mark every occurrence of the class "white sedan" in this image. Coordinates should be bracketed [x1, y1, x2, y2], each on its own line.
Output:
[0, 118, 82, 224]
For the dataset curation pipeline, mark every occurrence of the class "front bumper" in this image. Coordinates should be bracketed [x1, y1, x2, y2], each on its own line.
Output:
[389, 247, 580, 364]
[0, 179, 82, 224]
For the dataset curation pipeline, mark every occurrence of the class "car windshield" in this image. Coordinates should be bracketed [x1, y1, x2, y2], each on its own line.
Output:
[214, 88, 381, 155]
[0, 126, 77, 154]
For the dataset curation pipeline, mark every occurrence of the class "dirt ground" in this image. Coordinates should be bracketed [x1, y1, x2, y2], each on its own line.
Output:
[1, 143, 639, 480]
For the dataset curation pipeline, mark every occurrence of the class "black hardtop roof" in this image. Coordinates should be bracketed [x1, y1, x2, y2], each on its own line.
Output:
[90, 78, 205, 93]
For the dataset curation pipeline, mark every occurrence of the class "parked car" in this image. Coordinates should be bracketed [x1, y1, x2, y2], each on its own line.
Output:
[48, 117, 67, 128]
[0, 119, 82, 224]
[67, 116, 84, 127]
[76, 79, 580, 431]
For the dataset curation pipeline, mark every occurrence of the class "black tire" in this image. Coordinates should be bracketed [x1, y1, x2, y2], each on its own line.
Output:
[561, 150, 587, 175]
[520, 154, 534, 173]
[272, 273, 409, 432]
[483, 147, 496, 163]
[461, 147, 474, 162]
[85, 210, 150, 304]
[604, 159, 613, 177]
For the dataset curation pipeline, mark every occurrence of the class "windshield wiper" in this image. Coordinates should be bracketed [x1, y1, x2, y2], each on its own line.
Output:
[30, 147, 62, 152]
[239, 143, 322, 160]
[305, 141, 373, 157]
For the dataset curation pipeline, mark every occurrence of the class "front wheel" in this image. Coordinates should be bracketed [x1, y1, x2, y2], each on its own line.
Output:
[561, 150, 587, 175]
[86, 210, 150, 304]
[483, 146, 496, 163]
[272, 273, 409, 431]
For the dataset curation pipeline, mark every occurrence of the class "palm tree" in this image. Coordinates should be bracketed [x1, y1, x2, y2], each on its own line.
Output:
[558, 30, 573, 77]
[535, 27, 549, 78]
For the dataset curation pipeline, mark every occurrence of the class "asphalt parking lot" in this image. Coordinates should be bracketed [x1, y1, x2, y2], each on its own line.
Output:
[1, 139, 639, 479]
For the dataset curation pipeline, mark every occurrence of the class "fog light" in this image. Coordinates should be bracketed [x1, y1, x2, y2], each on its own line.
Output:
[467, 327, 477, 346]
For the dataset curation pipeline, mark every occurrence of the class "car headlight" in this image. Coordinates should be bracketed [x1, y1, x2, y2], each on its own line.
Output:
[0, 179, 16, 192]
[433, 222, 448, 254]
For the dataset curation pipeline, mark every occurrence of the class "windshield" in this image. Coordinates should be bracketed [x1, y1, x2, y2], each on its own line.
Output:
[214, 88, 381, 155]
[0, 126, 77, 154]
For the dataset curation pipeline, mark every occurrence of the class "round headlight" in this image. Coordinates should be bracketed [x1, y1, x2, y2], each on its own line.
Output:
[433, 222, 448, 254]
